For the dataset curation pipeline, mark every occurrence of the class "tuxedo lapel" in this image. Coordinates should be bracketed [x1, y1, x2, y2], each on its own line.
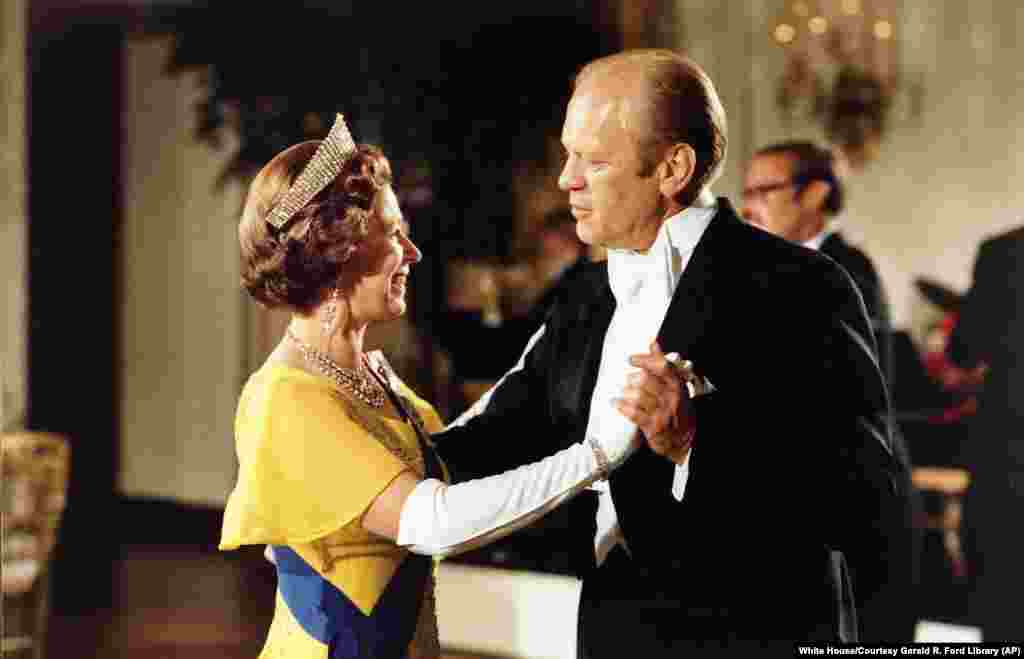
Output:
[655, 198, 738, 361]
[609, 200, 740, 533]
[566, 273, 614, 575]
[575, 275, 616, 423]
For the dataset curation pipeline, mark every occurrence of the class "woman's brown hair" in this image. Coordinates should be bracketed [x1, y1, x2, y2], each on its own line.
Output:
[239, 142, 392, 312]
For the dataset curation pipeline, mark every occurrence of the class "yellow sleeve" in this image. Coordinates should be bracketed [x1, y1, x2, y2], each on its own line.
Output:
[220, 374, 410, 550]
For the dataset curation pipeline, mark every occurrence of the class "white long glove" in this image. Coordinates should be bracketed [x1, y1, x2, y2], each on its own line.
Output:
[397, 431, 638, 558]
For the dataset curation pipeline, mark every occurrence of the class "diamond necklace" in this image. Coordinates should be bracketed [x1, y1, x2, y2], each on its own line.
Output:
[285, 329, 386, 408]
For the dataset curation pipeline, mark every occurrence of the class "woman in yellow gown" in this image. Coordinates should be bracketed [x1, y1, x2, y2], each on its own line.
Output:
[219, 115, 639, 659]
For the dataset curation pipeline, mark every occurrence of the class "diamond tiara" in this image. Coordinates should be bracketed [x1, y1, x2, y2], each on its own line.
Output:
[266, 113, 358, 232]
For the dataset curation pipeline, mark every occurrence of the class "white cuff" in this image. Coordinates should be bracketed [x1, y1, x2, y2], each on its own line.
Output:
[671, 447, 693, 501]
[670, 375, 710, 500]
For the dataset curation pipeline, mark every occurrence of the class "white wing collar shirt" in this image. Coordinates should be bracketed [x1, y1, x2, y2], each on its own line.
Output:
[589, 201, 717, 566]
[802, 219, 840, 251]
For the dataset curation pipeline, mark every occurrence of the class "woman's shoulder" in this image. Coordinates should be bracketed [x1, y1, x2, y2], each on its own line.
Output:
[236, 363, 368, 445]
[250, 362, 333, 395]
[241, 363, 336, 411]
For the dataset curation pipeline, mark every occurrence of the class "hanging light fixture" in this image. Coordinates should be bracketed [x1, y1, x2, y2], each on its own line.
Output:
[773, 0, 920, 169]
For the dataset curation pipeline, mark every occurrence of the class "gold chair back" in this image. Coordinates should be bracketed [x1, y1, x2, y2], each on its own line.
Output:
[2, 432, 71, 659]
[912, 466, 971, 578]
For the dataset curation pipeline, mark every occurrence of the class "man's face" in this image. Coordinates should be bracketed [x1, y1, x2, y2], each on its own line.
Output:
[742, 153, 806, 241]
[558, 75, 663, 251]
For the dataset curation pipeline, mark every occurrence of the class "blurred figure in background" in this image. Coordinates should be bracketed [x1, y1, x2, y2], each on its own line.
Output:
[947, 225, 1024, 641]
[892, 279, 983, 469]
[523, 207, 590, 325]
[743, 141, 893, 380]
[915, 283, 986, 427]
[438, 209, 590, 412]
[742, 140, 919, 641]
[438, 258, 512, 409]
[925, 317, 985, 416]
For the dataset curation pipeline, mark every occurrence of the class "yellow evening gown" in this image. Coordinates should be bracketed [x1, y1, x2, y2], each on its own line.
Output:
[220, 354, 447, 658]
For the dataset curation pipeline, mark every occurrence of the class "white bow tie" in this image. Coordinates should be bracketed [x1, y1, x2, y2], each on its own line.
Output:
[604, 203, 717, 308]
[606, 231, 674, 307]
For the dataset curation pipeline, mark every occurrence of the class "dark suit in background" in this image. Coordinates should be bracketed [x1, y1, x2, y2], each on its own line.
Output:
[513, 255, 590, 338]
[820, 233, 892, 384]
[820, 232, 921, 641]
[947, 225, 1024, 640]
[436, 202, 901, 654]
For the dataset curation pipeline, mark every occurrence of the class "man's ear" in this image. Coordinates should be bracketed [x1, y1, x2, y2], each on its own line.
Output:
[658, 143, 697, 201]
[799, 180, 831, 212]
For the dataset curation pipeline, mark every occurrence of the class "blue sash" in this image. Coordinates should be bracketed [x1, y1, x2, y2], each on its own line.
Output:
[273, 545, 430, 658]
[274, 389, 445, 658]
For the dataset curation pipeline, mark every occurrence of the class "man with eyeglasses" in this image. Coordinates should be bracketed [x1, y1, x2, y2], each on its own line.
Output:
[743, 140, 919, 642]
[743, 142, 881, 326]
[743, 141, 894, 384]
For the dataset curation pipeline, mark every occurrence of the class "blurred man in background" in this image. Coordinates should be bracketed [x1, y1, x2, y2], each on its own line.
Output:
[947, 225, 1024, 641]
[516, 207, 591, 331]
[743, 141, 891, 376]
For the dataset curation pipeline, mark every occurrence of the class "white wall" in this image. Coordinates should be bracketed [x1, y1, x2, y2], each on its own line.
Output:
[119, 36, 245, 506]
[1, 0, 28, 431]
[671, 0, 1024, 332]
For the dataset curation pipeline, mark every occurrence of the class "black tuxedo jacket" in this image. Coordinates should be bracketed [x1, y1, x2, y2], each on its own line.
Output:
[946, 226, 1024, 639]
[949, 225, 1024, 469]
[436, 200, 901, 652]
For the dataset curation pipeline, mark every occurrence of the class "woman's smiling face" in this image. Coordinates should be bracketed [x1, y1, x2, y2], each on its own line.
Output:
[347, 185, 421, 324]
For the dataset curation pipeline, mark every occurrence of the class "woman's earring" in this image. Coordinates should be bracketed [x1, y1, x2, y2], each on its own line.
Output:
[322, 288, 339, 336]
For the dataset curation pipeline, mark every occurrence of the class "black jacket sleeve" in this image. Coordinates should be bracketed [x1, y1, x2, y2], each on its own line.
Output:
[948, 238, 1002, 369]
[432, 323, 561, 483]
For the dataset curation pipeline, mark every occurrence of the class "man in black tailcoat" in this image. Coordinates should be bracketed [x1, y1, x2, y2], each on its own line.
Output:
[435, 50, 901, 655]
[948, 225, 1024, 641]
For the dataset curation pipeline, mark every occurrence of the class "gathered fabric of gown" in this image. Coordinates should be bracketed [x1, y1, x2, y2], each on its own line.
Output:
[220, 353, 448, 659]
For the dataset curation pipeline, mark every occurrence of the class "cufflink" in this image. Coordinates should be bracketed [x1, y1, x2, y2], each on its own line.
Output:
[664, 352, 707, 399]
[586, 435, 611, 481]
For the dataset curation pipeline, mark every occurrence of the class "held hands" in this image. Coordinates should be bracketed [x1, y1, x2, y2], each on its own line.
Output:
[615, 341, 699, 465]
